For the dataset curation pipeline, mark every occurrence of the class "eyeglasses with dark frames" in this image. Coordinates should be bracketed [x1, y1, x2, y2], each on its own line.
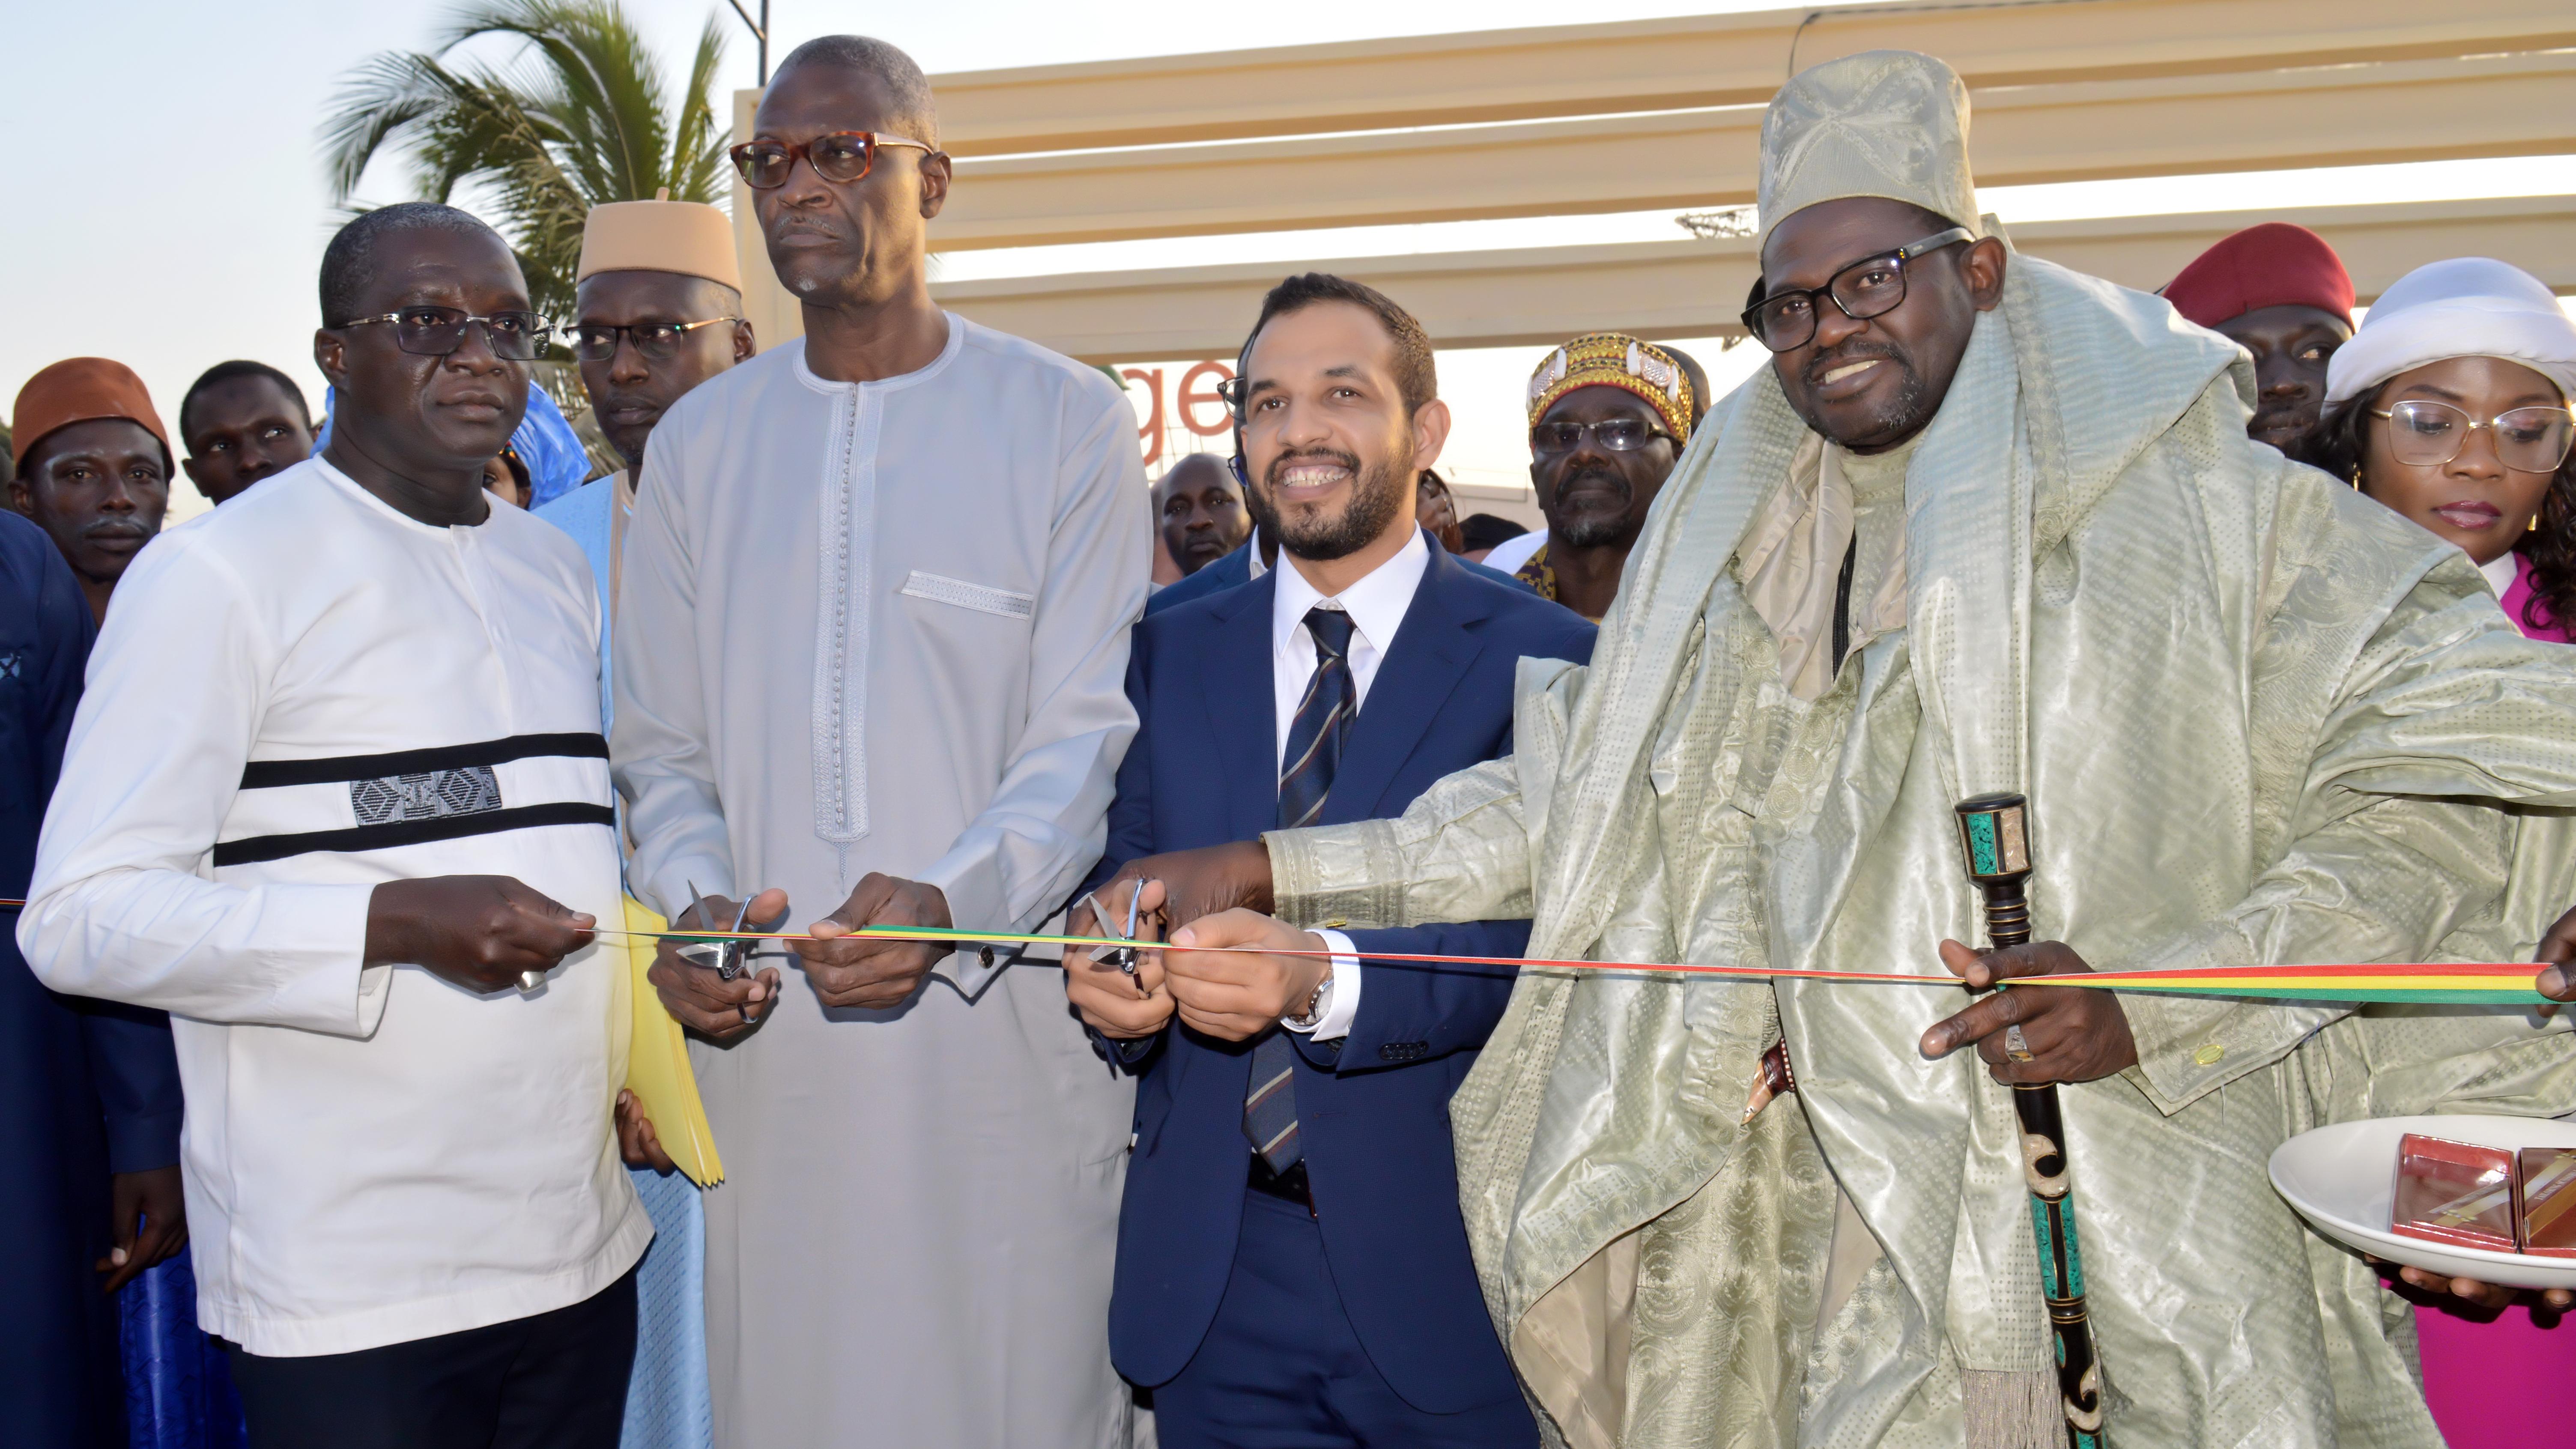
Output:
[1740, 227, 1974, 353]
[570, 317, 741, 363]
[335, 307, 554, 361]
[730, 131, 933, 190]
[1530, 417, 1673, 456]
[2371, 400, 2576, 475]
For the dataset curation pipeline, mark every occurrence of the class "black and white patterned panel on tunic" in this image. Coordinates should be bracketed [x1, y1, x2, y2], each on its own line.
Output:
[349, 766, 505, 825]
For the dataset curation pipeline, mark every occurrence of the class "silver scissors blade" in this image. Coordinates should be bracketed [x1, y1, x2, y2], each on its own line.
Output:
[1081, 885, 1141, 975]
[1119, 878, 1145, 976]
[676, 880, 752, 981]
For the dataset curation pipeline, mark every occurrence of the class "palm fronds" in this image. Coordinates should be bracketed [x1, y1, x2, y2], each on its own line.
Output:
[320, 0, 730, 319]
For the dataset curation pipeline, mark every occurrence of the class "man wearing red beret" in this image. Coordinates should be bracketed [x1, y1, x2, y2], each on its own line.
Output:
[2162, 222, 2356, 455]
[10, 359, 173, 625]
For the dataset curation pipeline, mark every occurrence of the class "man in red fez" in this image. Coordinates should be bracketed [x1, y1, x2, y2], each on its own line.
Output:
[2162, 222, 2355, 454]
[9, 359, 173, 624]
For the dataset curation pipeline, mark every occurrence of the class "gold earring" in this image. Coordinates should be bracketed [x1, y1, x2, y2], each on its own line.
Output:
[2531, 514, 2541, 532]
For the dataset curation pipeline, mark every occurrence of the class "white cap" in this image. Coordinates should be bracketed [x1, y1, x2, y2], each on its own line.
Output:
[2325, 257, 2576, 405]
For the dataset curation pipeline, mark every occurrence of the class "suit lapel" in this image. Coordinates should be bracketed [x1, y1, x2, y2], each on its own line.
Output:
[1197, 574, 1281, 841]
[1322, 549, 1487, 825]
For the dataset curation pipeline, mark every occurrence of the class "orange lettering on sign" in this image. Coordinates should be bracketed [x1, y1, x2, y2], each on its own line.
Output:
[1178, 360, 1235, 438]
[1121, 367, 1166, 466]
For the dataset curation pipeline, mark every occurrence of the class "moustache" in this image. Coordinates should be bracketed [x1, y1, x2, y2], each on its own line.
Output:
[1556, 464, 1630, 495]
[1801, 340, 1908, 389]
[770, 215, 848, 240]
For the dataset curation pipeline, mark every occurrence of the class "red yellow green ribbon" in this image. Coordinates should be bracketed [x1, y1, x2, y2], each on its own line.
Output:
[0, 897, 2540, 1004]
[612, 924, 2559, 1006]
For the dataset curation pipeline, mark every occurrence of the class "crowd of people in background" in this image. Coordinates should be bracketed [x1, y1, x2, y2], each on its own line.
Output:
[7, 30, 2576, 1449]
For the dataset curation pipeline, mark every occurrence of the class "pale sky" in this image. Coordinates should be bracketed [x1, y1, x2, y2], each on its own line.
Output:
[4, 1, 2567, 520]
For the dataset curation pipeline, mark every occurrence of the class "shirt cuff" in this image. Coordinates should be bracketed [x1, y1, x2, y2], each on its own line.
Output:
[1283, 929, 1362, 1042]
[267, 883, 391, 1038]
[642, 854, 733, 925]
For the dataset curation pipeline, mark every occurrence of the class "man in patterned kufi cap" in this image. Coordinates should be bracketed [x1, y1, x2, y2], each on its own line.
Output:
[1513, 333, 1698, 620]
[1157, 47, 2576, 1449]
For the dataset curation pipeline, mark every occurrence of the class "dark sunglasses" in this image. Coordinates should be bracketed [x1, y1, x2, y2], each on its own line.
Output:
[570, 318, 740, 363]
[1740, 227, 1973, 353]
[730, 131, 932, 190]
[336, 307, 553, 361]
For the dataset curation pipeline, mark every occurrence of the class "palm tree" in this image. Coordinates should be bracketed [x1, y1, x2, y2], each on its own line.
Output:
[321, 0, 731, 323]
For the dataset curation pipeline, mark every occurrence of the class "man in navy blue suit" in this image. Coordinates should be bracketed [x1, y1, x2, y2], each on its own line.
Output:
[1067, 274, 1591, 1448]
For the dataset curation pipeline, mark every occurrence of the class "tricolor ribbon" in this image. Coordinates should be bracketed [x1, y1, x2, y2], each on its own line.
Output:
[613, 923, 2560, 1006]
[0, 901, 2549, 1005]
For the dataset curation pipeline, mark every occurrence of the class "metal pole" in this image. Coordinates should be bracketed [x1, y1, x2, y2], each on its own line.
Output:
[725, 0, 770, 84]
[1953, 792, 2107, 1449]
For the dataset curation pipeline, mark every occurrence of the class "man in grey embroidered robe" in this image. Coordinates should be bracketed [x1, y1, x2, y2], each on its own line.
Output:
[613, 38, 1148, 1448]
[1132, 51, 2576, 1449]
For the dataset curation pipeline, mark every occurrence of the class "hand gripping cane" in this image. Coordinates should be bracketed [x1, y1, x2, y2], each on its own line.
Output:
[1954, 793, 2107, 1448]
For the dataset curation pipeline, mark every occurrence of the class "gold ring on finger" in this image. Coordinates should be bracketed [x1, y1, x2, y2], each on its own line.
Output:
[2005, 1023, 2034, 1062]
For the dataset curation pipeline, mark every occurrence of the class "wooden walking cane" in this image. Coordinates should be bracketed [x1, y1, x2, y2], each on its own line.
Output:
[1954, 792, 2107, 1449]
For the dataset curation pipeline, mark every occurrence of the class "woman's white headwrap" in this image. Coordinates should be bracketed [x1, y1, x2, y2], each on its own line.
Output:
[2325, 257, 2576, 405]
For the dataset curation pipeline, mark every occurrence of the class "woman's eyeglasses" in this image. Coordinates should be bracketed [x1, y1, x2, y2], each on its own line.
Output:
[335, 308, 553, 361]
[2371, 400, 2575, 474]
[570, 318, 739, 363]
[1740, 227, 1973, 353]
[1529, 418, 1672, 455]
[730, 132, 932, 190]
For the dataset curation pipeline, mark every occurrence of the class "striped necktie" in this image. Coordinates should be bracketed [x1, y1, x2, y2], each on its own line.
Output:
[1247, 606, 1359, 1175]
[1276, 607, 1357, 831]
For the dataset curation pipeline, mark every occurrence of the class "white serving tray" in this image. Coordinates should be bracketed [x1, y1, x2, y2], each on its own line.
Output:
[2271, 1114, 2576, 1292]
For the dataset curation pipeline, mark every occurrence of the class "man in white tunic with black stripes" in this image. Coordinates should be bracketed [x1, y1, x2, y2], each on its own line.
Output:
[20, 203, 649, 1449]
[612, 37, 1149, 1449]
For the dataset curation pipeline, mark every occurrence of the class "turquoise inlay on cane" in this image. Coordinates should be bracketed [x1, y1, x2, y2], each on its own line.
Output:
[1965, 811, 2002, 875]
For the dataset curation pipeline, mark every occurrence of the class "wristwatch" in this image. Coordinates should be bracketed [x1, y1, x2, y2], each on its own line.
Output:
[1283, 966, 1335, 1031]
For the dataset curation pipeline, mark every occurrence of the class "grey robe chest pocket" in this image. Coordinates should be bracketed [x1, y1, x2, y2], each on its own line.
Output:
[898, 570, 1036, 621]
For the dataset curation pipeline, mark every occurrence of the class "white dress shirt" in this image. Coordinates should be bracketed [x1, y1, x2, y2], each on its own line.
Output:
[1268, 527, 1433, 1041]
[2479, 550, 2518, 599]
[21, 458, 647, 1356]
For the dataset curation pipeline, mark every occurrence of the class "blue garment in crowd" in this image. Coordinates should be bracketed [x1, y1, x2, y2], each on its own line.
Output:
[534, 476, 717, 1449]
[119, 1246, 246, 1449]
[0, 511, 198, 1448]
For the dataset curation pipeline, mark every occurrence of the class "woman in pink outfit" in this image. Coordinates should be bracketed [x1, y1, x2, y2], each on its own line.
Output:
[2300, 256, 2576, 1445]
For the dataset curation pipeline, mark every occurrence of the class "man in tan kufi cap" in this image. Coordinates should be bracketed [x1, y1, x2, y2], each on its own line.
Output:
[532, 190, 753, 1449]
[1120, 47, 2576, 1449]
[540, 194, 754, 688]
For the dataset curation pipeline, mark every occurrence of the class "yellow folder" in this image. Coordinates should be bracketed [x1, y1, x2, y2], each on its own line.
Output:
[618, 896, 724, 1186]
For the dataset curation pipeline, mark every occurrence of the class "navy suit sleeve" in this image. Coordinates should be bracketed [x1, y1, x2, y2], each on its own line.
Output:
[1305, 606, 1590, 1075]
[1079, 629, 1158, 902]
[1325, 920, 1526, 1071]
[21, 529, 183, 1174]
[1078, 623, 1168, 1071]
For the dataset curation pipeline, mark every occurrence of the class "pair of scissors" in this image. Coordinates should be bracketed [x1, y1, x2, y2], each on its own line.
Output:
[1084, 878, 1147, 976]
[674, 879, 755, 981]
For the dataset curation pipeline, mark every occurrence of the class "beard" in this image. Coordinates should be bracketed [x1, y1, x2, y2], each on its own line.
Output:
[1262, 442, 1412, 562]
[1548, 463, 1636, 548]
[1787, 338, 1935, 448]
